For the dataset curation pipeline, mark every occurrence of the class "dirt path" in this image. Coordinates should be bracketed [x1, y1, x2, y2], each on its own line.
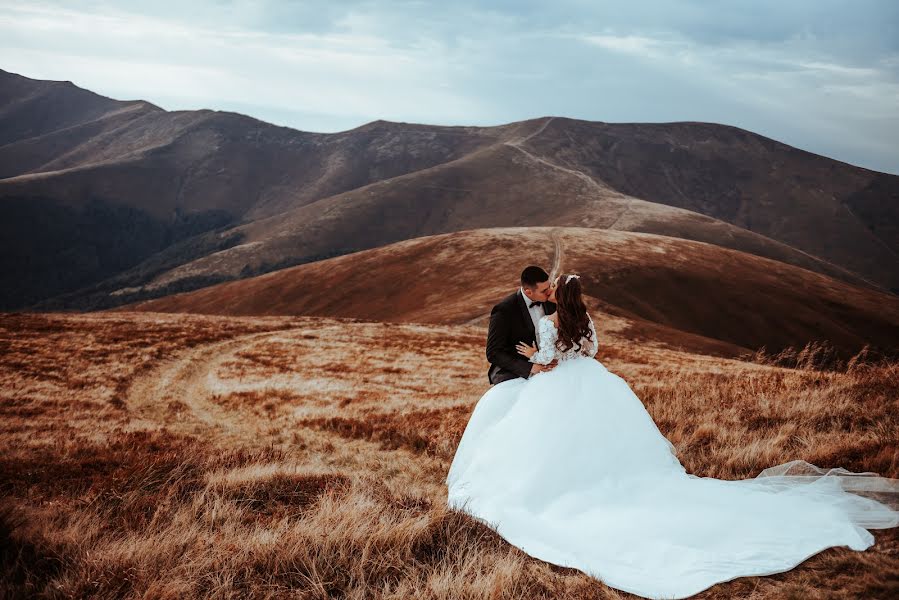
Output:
[125, 330, 291, 443]
[504, 142, 607, 194]
[502, 118, 610, 197]
[550, 228, 565, 278]
[517, 116, 554, 145]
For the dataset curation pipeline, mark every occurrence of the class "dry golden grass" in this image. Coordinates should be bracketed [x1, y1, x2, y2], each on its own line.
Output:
[1, 310, 897, 599]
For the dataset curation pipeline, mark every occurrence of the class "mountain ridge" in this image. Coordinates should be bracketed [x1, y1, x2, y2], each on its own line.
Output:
[1, 67, 897, 313]
[113, 227, 899, 361]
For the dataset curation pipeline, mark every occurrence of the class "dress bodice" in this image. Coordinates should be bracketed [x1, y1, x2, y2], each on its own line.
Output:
[529, 314, 598, 364]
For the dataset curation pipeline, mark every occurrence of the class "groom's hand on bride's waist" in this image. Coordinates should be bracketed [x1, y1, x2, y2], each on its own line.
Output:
[531, 361, 558, 375]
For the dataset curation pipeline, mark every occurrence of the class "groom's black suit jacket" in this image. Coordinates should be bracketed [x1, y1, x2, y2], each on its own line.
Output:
[486, 290, 557, 385]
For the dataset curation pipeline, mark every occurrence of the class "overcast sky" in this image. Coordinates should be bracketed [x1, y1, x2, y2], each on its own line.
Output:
[2, 0, 897, 174]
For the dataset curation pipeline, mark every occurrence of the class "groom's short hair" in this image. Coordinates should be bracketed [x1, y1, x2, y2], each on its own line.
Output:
[520, 266, 549, 289]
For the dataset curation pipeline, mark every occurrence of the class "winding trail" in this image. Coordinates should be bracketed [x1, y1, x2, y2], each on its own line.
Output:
[125, 329, 293, 443]
[606, 203, 632, 230]
[550, 228, 565, 279]
[504, 142, 605, 193]
[517, 116, 555, 144]
[503, 117, 611, 196]
[504, 117, 632, 228]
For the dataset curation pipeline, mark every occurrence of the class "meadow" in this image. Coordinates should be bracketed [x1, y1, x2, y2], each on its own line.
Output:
[1, 311, 897, 599]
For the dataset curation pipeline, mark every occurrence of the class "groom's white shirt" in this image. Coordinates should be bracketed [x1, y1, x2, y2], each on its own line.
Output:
[520, 287, 546, 333]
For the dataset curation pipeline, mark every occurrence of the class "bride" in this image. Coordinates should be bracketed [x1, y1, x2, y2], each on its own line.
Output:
[446, 272, 899, 599]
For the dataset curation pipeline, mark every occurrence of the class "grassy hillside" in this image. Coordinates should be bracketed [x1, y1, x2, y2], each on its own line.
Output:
[1, 311, 896, 598]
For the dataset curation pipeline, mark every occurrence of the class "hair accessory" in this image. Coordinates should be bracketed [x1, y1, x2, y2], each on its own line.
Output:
[565, 274, 581, 284]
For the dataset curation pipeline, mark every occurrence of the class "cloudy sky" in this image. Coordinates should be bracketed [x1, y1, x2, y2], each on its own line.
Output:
[2, 0, 898, 174]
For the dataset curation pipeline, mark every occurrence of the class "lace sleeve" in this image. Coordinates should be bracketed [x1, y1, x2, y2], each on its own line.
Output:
[529, 318, 558, 365]
[580, 314, 598, 358]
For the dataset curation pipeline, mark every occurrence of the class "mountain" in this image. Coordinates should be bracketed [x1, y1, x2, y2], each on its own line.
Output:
[517, 117, 899, 294]
[2, 68, 897, 312]
[85, 137, 871, 308]
[113, 227, 899, 361]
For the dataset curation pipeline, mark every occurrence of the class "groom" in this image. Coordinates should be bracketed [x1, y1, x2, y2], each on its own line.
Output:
[486, 265, 558, 385]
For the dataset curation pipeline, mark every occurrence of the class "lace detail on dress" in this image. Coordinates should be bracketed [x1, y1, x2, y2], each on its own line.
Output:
[529, 314, 598, 365]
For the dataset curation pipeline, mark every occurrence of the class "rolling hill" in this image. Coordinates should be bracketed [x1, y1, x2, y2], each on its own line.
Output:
[115, 227, 899, 361]
[2, 68, 897, 312]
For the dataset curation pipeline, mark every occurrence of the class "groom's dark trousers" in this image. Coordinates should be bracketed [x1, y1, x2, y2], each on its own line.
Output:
[486, 290, 556, 385]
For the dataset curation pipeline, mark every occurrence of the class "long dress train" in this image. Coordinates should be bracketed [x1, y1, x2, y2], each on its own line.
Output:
[446, 315, 899, 599]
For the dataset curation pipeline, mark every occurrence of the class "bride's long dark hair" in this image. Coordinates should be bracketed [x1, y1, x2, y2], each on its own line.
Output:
[555, 273, 593, 353]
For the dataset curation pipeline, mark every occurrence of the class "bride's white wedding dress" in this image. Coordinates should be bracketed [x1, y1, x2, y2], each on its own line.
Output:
[446, 314, 899, 599]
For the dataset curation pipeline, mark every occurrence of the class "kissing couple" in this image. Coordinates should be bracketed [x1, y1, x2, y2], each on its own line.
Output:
[444, 265, 899, 599]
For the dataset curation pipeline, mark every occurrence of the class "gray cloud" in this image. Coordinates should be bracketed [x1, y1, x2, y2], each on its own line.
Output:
[1, 0, 897, 173]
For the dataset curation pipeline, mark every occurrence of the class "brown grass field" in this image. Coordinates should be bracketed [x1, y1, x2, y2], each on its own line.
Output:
[1, 310, 897, 599]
